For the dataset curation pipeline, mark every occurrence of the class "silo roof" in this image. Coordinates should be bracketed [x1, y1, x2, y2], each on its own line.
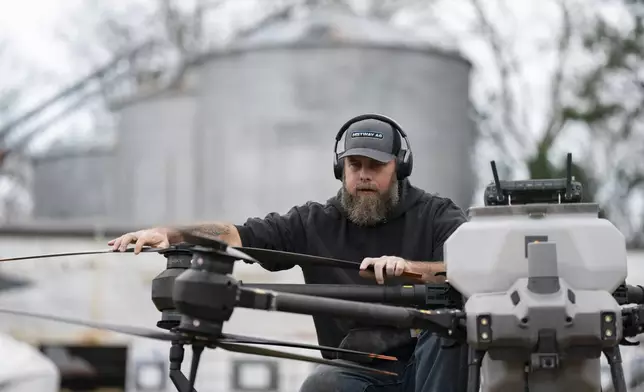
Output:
[220, 6, 468, 63]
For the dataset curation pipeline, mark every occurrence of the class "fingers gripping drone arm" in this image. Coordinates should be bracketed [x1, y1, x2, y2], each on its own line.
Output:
[402, 261, 446, 283]
[359, 256, 446, 284]
[363, 197, 466, 285]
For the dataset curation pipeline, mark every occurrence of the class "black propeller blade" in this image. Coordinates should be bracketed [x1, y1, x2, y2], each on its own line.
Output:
[220, 333, 397, 361]
[177, 231, 357, 268]
[182, 336, 400, 390]
[0, 308, 399, 377]
[236, 247, 362, 269]
[236, 247, 424, 281]
[0, 247, 164, 263]
[0, 308, 178, 341]
[216, 341, 398, 376]
[0, 309, 398, 361]
[174, 243, 257, 264]
[0, 243, 259, 266]
[178, 230, 424, 280]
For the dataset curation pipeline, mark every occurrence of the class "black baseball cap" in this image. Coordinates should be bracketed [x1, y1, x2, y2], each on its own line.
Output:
[338, 119, 401, 163]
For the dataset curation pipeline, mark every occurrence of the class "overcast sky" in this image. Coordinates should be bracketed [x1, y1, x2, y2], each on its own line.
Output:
[0, 0, 81, 79]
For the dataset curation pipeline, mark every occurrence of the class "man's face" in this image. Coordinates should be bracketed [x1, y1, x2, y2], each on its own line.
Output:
[340, 155, 400, 226]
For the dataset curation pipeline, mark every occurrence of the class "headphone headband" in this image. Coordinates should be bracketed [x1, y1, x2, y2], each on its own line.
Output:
[334, 113, 409, 141]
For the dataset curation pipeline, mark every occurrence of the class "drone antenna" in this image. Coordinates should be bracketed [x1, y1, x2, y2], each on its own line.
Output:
[564, 153, 573, 200]
[188, 344, 205, 392]
[490, 161, 504, 202]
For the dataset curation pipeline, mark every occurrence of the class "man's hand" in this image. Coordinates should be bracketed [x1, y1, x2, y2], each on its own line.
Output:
[108, 228, 174, 254]
[359, 256, 447, 284]
[359, 256, 411, 284]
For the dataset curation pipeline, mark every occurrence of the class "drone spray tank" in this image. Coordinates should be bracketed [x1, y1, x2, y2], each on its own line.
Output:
[444, 153, 628, 392]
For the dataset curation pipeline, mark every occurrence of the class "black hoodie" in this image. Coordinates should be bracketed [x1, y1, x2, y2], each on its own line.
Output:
[235, 179, 468, 361]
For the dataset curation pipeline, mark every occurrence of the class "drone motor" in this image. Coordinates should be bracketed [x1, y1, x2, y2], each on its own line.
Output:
[151, 245, 194, 330]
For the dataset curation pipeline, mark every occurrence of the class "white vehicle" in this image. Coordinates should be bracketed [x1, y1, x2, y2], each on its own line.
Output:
[0, 332, 60, 392]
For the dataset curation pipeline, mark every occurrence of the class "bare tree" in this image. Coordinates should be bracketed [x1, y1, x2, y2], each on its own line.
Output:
[564, 0, 644, 246]
[400, 0, 643, 245]
[44, 0, 300, 150]
[57, 0, 216, 97]
[0, 40, 34, 222]
[57, 0, 291, 87]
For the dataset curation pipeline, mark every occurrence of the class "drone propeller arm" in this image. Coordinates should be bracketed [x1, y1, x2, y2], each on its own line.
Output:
[243, 283, 425, 306]
[236, 287, 463, 339]
[241, 283, 461, 309]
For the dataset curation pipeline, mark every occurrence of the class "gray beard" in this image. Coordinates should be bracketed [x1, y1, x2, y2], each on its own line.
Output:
[340, 177, 400, 226]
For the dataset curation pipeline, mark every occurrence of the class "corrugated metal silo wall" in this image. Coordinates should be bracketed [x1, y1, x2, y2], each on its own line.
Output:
[32, 152, 113, 219]
[111, 92, 198, 226]
[193, 45, 476, 224]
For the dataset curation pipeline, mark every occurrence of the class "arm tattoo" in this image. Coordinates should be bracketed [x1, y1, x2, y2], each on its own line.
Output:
[183, 222, 231, 239]
[205, 223, 231, 237]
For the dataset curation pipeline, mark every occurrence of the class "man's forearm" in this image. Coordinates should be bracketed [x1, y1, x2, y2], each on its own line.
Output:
[406, 261, 446, 283]
[162, 222, 242, 247]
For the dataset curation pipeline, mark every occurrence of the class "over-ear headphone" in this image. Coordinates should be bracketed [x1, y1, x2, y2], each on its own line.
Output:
[333, 113, 413, 180]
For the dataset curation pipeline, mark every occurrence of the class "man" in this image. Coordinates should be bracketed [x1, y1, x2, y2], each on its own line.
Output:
[109, 114, 469, 392]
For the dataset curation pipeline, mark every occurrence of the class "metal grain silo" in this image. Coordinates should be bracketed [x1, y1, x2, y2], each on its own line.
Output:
[32, 149, 113, 220]
[109, 85, 200, 226]
[191, 5, 477, 224]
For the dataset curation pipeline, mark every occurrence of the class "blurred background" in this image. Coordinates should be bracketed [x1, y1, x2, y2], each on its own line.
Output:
[0, 0, 642, 390]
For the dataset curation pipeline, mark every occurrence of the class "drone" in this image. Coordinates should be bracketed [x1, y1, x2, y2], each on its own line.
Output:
[0, 152, 643, 392]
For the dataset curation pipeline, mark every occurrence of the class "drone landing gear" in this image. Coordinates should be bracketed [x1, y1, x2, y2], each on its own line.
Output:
[603, 346, 627, 392]
[169, 341, 198, 392]
[467, 347, 485, 392]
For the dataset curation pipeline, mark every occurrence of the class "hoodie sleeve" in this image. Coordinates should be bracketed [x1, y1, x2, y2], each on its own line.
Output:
[235, 205, 308, 271]
[430, 198, 468, 261]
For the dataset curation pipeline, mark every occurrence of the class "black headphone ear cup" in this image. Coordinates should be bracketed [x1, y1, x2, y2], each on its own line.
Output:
[404, 150, 413, 178]
[396, 149, 412, 179]
[395, 151, 404, 179]
[333, 156, 343, 180]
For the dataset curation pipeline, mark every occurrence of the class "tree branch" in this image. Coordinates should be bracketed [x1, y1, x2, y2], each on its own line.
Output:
[468, 0, 526, 152]
[540, 0, 573, 149]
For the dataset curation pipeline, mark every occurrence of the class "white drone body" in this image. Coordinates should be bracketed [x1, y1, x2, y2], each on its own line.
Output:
[445, 201, 627, 392]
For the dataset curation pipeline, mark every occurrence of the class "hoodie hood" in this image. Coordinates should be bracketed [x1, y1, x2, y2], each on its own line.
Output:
[328, 178, 426, 223]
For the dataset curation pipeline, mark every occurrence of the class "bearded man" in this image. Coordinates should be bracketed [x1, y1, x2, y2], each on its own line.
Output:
[108, 114, 469, 392]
